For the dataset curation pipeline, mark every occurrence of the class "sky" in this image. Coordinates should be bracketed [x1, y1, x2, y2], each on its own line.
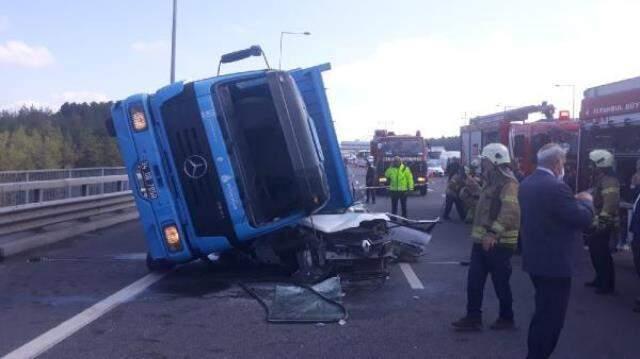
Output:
[2, 0, 640, 140]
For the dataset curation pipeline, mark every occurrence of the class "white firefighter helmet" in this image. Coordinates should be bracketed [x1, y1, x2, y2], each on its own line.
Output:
[480, 143, 511, 165]
[588, 149, 614, 168]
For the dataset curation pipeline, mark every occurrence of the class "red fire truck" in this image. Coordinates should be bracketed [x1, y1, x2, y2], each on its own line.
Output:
[460, 102, 556, 167]
[370, 129, 429, 196]
[578, 76, 640, 202]
[509, 115, 579, 177]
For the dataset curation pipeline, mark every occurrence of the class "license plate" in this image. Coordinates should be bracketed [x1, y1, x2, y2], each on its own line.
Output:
[137, 161, 158, 199]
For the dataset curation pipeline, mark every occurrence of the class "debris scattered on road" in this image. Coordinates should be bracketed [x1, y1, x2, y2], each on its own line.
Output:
[242, 276, 348, 323]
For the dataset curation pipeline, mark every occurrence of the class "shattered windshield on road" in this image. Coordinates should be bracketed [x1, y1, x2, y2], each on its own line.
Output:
[381, 139, 424, 156]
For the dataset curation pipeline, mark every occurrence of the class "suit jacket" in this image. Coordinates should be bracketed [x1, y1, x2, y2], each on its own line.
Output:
[519, 169, 594, 278]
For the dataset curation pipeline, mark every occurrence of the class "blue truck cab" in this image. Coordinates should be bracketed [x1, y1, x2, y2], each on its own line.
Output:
[111, 57, 352, 268]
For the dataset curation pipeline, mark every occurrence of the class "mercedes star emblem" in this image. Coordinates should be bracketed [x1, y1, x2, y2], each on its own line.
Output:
[183, 155, 208, 179]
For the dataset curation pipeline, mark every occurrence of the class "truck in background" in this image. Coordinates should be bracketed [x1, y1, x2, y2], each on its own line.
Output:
[578, 76, 640, 202]
[460, 102, 555, 167]
[509, 115, 579, 178]
[370, 129, 429, 196]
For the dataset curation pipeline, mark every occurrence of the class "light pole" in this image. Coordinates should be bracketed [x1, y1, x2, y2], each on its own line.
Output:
[170, 0, 177, 83]
[554, 83, 576, 119]
[279, 31, 311, 70]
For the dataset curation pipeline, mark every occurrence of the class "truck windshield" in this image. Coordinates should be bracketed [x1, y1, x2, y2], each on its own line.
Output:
[381, 139, 423, 156]
[216, 76, 300, 226]
[215, 72, 327, 226]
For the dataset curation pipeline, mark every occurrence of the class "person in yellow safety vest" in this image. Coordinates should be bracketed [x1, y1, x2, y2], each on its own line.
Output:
[385, 156, 414, 218]
[459, 159, 482, 223]
[585, 149, 620, 294]
[452, 143, 521, 331]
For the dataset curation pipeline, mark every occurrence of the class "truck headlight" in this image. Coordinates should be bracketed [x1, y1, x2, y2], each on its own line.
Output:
[129, 103, 148, 132]
[163, 225, 182, 251]
[379, 177, 387, 183]
[417, 177, 426, 182]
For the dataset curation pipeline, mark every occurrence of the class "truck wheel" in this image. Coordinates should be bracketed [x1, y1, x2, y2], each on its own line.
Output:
[146, 253, 175, 272]
[419, 187, 427, 196]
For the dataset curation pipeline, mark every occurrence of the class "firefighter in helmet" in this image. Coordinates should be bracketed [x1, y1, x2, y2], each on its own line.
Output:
[459, 159, 482, 223]
[585, 149, 620, 294]
[443, 164, 467, 221]
[452, 143, 521, 331]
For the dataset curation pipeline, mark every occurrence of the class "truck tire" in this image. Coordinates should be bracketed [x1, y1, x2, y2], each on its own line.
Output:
[419, 187, 427, 196]
[146, 253, 175, 272]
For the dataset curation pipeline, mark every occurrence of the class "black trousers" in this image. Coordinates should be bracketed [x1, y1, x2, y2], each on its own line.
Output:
[443, 194, 466, 220]
[390, 191, 408, 218]
[365, 188, 376, 204]
[587, 229, 616, 290]
[466, 243, 514, 320]
[527, 275, 572, 359]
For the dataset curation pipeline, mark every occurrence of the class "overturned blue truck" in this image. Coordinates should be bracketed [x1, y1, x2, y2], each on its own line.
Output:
[109, 46, 434, 281]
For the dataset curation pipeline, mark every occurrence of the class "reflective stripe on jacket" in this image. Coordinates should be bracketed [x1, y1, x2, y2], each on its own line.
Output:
[385, 164, 414, 192]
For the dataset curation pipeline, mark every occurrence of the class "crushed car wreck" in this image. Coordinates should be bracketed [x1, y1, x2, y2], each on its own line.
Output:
[109, 45, 436, 282]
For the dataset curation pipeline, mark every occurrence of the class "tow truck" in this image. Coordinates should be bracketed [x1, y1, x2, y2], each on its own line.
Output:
[108, 46, 435, 281]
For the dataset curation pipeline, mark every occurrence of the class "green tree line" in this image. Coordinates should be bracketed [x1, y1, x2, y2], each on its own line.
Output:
[0, 102, 122, 171]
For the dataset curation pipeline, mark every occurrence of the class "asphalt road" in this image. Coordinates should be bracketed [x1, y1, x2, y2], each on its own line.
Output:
[0, 175, 639, 359]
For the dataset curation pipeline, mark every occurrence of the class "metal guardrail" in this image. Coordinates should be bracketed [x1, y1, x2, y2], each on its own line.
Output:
[0, 167, 135, 236]
[0, 167, 129, 207]
[0, 192, 135, 236]
[0, 167, 126, 183]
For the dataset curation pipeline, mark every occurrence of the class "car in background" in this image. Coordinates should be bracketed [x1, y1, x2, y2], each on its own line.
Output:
[355, 150, 371, 167]
[343, 153, 357, 165]
[427, 159, 445, 177]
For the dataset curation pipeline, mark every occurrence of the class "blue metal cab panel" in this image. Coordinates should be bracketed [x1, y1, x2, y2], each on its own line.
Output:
[111, 96, 193, 262]
[290, 64, 354, 212]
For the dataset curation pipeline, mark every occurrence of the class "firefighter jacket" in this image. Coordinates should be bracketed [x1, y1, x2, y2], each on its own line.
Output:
[592, 174, 620, 230]
[446, 173, 465, 198]
[385, 164, 414, 192]
[471, 167, 521, 248]
[460, 175, 482, 222]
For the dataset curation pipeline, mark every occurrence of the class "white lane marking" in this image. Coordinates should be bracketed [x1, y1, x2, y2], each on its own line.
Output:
[2, 272, 166, 359]
[399, 263, 424, 290]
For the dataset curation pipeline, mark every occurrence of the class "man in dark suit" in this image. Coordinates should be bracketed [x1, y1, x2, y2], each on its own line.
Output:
[629, 192, 640, 312]
[519, 143, 594, 359]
